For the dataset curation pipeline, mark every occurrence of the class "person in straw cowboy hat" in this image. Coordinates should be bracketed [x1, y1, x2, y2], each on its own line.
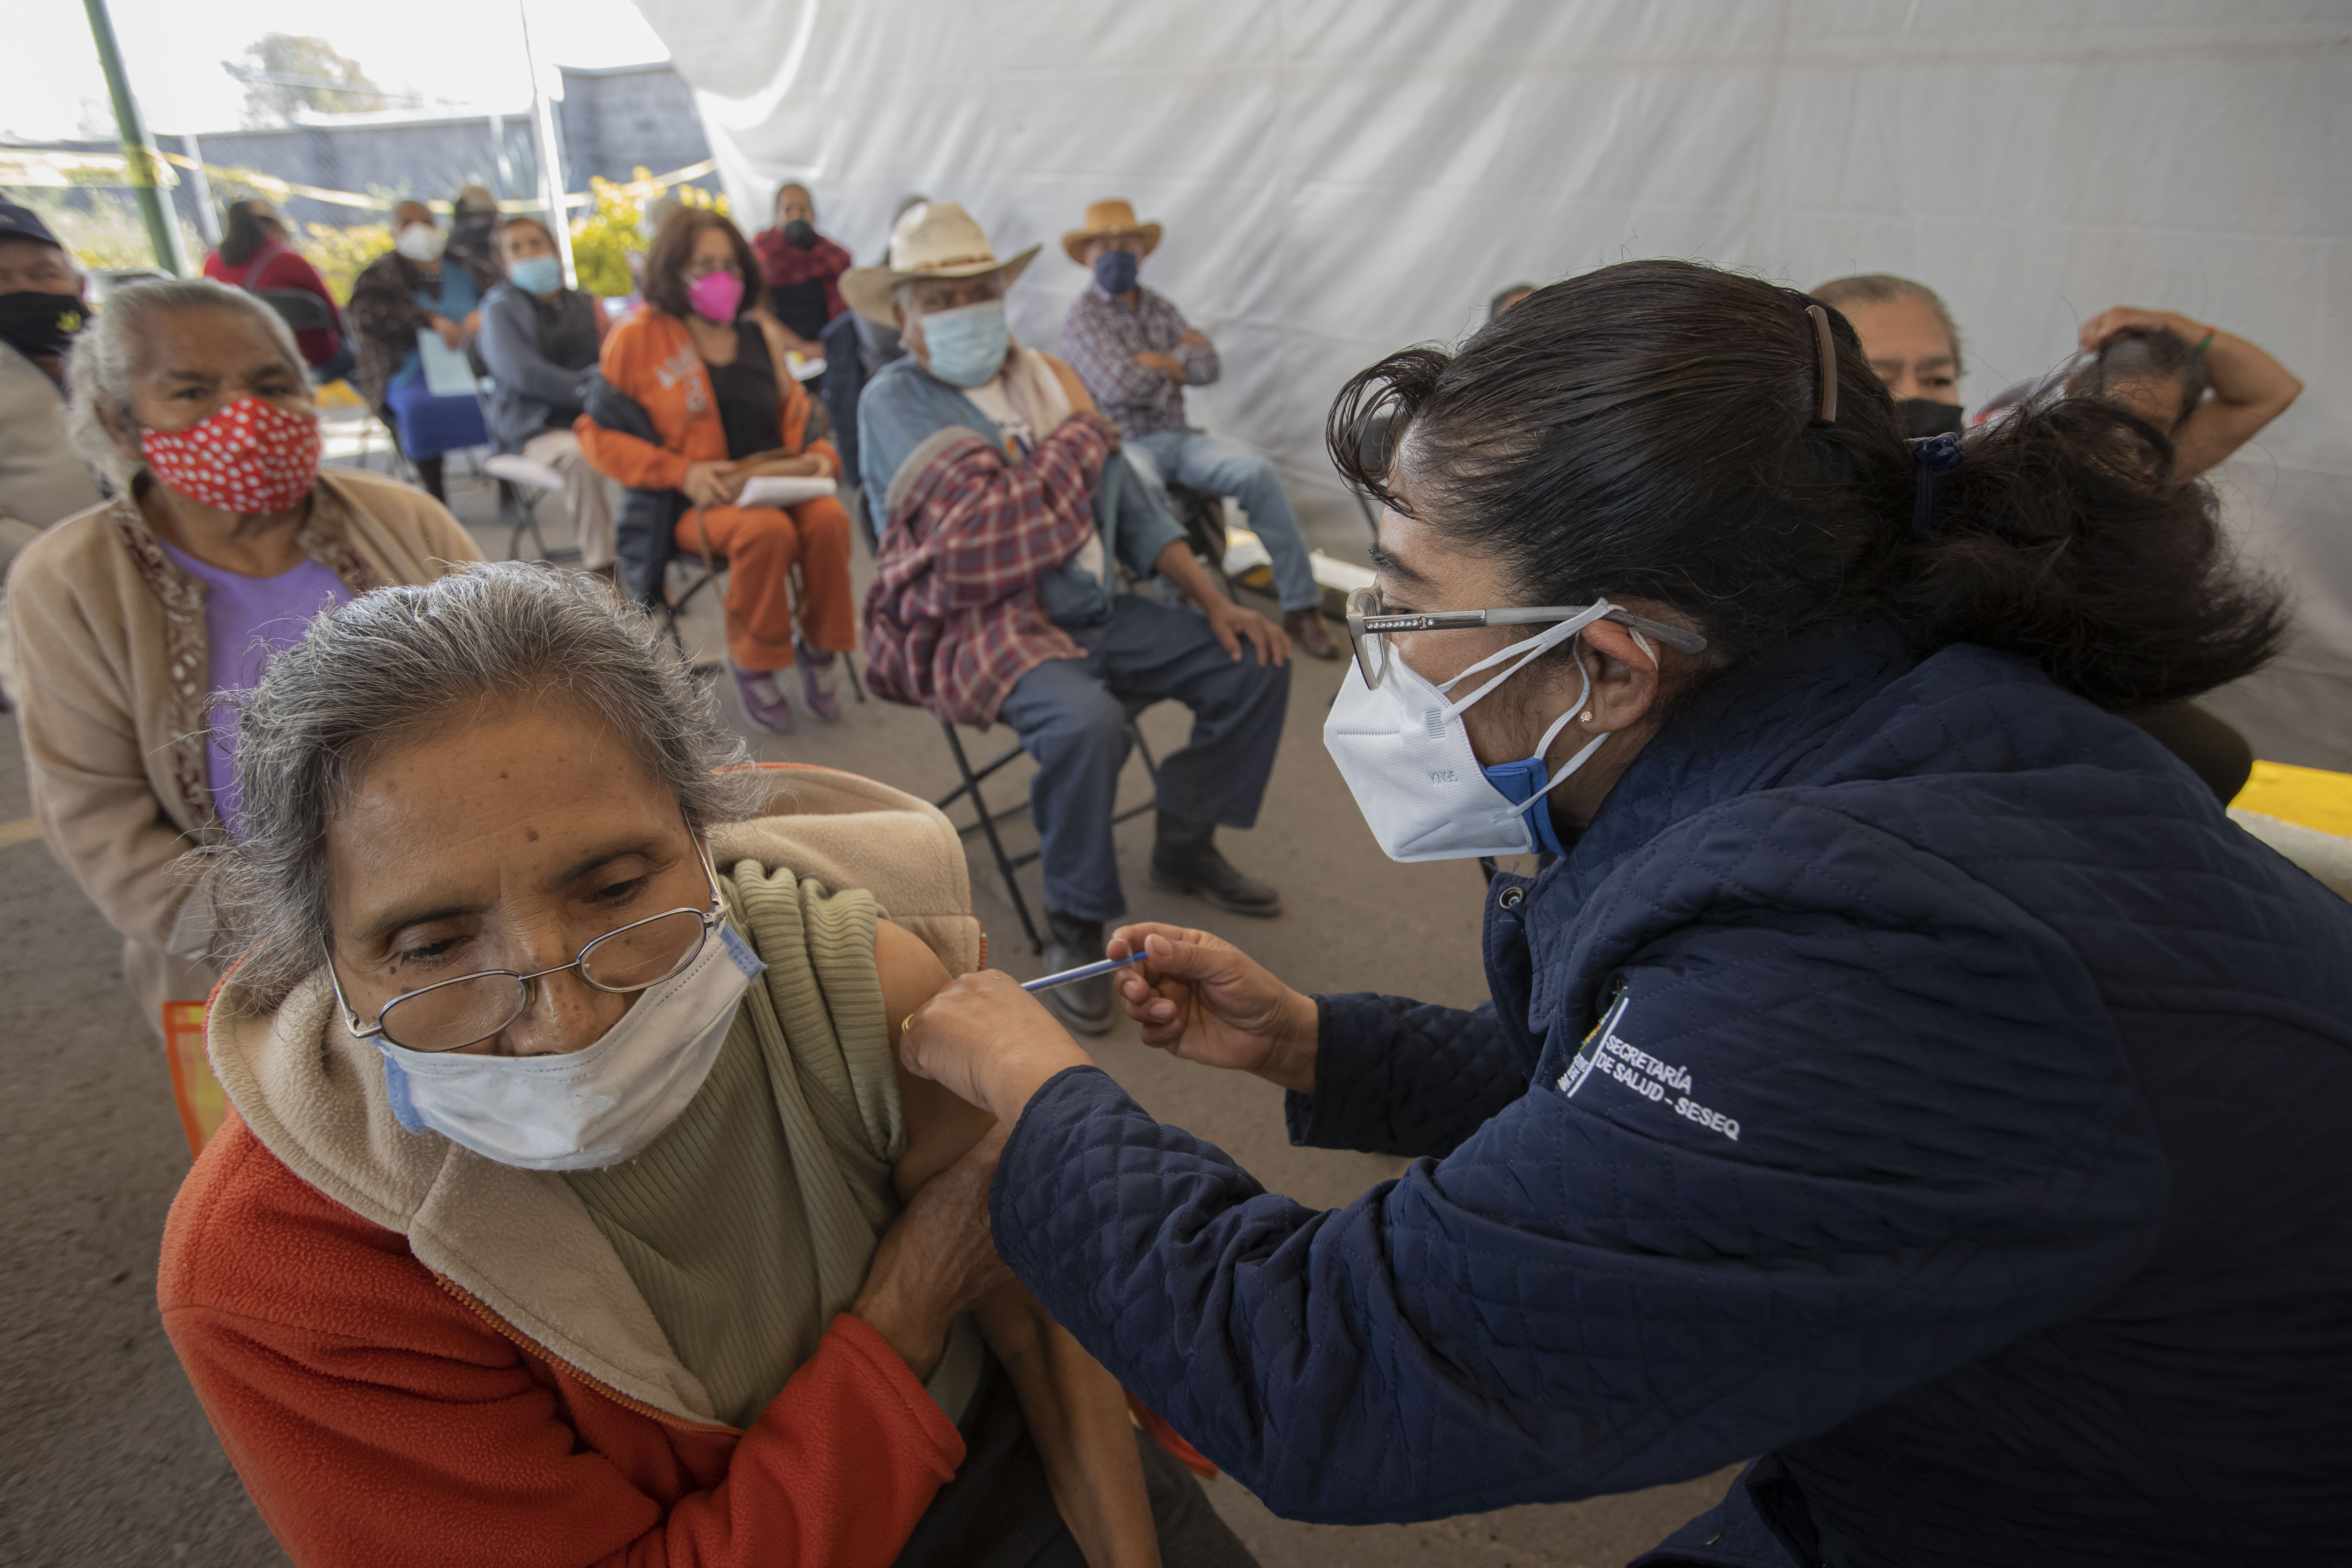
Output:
[1057, 199, 1335, 660]
[846, 202, 1293, 1038]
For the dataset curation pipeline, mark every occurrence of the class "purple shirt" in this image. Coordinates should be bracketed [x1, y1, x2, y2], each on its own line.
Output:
[156, 539, 351, 838]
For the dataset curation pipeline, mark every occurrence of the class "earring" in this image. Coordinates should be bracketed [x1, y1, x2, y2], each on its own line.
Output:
[1580, 710, 1595, 725]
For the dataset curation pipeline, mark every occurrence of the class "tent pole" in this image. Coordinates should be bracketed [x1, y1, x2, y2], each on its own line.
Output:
[517, 3, 578, 287]
[183, 133, 220, 249]
[81, 0, 187, 276]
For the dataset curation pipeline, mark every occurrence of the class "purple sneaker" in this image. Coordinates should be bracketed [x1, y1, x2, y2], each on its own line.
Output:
[795, 640, 841, 721]
[732, 662, 796, 735]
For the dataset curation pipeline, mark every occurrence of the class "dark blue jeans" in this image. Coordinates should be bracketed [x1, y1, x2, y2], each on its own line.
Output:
[996, 594, 1291, 922]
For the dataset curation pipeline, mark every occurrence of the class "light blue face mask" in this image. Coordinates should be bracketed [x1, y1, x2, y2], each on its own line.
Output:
[921, 299, 1010, 387]
[508, 255, 564, 296]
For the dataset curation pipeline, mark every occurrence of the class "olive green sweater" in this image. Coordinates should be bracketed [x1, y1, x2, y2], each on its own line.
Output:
[564, 860, 984, 1427]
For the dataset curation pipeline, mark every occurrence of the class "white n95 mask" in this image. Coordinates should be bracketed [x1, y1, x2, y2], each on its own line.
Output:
[375, 922, 765, 1170]
[1323, 603, 1633, 863]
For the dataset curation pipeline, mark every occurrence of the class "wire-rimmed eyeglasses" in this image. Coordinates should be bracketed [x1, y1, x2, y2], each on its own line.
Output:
[328, 860, 726, 1054]
[1342, 587, 1708, 691]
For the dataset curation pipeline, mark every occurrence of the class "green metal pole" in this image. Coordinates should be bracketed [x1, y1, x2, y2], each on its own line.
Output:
[81, 0, 188, 276]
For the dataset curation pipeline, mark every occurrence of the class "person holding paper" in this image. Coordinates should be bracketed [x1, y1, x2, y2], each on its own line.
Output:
[348, 199, 499, 504]
[578, 208, 854, 734]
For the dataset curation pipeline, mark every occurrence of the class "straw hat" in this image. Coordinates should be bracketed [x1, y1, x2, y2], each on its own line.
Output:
[1061, 198, 1162, 264]
[840, 202, 1041, 325]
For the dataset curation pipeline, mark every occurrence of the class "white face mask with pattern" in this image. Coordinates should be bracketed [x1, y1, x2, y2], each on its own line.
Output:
[1323, 600, 1672, 864]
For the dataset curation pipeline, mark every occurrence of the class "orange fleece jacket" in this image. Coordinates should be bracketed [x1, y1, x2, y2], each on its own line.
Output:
[576, 307, 840, 495]
[159, 1113, 967, 1568]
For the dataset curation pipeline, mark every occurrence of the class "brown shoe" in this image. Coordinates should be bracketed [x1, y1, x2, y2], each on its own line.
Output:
[1284, 607, 1338, 660]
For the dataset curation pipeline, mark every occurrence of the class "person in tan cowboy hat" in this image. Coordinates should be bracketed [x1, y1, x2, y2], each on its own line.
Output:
[1057, 198, 1335, 660]
[846, 202, 1294, 1038]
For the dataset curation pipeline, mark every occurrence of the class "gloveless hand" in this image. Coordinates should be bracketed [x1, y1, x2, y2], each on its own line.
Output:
[2079, 306, 2206, 354]
[1106, 924, 1318, 1092]
[849, 1126, 1013, 1380]
[1204, 600, 1290, 667]
[681, 460, 741, 509]
[899, 970, 1096, 1126]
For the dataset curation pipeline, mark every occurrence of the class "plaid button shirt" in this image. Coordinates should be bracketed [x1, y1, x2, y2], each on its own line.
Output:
[1059, 284, 1219, 439]
[861, 412, 1118, 727]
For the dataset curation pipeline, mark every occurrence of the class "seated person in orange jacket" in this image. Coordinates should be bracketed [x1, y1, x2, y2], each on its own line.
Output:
[159, 564, 1254, 1568]
[577, 209, 853, 734]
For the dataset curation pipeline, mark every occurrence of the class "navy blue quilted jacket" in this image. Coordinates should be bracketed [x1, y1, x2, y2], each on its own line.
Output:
[990, 617, 2352, 1566]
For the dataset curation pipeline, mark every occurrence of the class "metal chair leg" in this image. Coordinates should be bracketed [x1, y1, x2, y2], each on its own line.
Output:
[938, 722, 1044, 953]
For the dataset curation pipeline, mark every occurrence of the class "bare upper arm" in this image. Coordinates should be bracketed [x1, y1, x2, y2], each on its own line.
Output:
[876, 919, 997, 1197]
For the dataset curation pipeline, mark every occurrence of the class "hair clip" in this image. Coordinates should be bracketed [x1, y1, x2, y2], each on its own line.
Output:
[1807, 303, 1838, 426]
[1908, 431, 1964, 538]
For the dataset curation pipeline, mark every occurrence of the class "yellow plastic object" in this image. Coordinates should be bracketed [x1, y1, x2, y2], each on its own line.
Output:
[2230, 761, 2352, 839]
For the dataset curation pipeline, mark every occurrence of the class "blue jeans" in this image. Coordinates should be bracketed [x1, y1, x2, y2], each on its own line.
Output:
[995, 595, 1291, 922]
[1126, 429, 1319, 612]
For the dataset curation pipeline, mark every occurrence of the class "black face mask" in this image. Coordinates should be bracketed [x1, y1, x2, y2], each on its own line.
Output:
[782, 220, 818, 250]
[0, 289, 87, 361]
[1896, 397, 1965, 438]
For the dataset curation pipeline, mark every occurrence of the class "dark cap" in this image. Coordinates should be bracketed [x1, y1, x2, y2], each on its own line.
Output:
[0, 203, 65, 249]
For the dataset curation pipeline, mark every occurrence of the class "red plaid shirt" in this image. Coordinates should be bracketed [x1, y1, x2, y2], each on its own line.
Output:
[750, 227, 852, 327]
[861, 413, 1117, 727]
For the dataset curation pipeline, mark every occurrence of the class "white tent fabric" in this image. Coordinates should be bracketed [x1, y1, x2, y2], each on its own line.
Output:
[635, 1, 2352, 768]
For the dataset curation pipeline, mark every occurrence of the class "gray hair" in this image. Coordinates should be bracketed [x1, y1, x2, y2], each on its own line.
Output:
[208, 563, 769, 1008]
[64, 277, 306, 488]
[1808, 272, 1966, 380]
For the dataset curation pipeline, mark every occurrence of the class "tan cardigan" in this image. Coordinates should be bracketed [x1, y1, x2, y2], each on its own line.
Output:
[7, 468, 482, 1035]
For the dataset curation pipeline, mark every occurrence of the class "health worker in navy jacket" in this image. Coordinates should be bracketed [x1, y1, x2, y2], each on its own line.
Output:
[895, 260, 2352, 1568]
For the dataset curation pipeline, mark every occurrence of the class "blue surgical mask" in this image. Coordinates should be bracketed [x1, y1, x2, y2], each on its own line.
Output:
[921, 299, 1010, 388]
[1092, 250, 1139, 296]
[509, 255, 564, 296]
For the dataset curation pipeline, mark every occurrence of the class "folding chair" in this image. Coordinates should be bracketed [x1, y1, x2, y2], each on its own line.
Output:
[934, 699, 1161, 953]
[1167, 482, 1233, 600]
[482, 453, 583, 565]
[652, 518, 868, 703]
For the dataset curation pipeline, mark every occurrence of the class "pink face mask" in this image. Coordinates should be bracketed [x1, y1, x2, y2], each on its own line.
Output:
[139, 396, 322, 515]
[686, 270, 744, 323]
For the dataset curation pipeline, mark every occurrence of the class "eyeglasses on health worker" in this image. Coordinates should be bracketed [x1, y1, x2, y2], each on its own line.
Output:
[899, 259, 2352, 1567]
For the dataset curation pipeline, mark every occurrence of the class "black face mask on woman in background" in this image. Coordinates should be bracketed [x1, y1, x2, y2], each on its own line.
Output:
[0, 289, 86, 362]
[1897, 398, 1966, 438]
[782, 220, 819, 249]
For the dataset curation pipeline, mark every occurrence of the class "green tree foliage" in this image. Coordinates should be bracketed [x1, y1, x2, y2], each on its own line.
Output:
[569, 169, 728, 298]
[227, 35, 390, 128]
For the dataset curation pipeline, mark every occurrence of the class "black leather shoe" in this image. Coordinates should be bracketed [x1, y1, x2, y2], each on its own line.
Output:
[1041, 910, 1114, 1035]
[1149, 831, 1283, 918]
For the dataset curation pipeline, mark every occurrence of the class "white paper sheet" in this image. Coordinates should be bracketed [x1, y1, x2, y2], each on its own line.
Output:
[735, 475, 838, 509]
[415, 331, 479, 400]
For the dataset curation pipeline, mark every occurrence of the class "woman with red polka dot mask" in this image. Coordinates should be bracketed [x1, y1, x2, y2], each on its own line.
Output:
[9, 278, 482, 1154]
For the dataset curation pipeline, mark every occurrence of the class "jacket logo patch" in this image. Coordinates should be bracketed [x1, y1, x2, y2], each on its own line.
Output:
[1558, 991, 1740, 1142]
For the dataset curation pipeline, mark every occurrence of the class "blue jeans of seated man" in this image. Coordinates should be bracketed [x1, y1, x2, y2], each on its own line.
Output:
[995, 594, 1292, 924]
[1125, 429, 1320, 613]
